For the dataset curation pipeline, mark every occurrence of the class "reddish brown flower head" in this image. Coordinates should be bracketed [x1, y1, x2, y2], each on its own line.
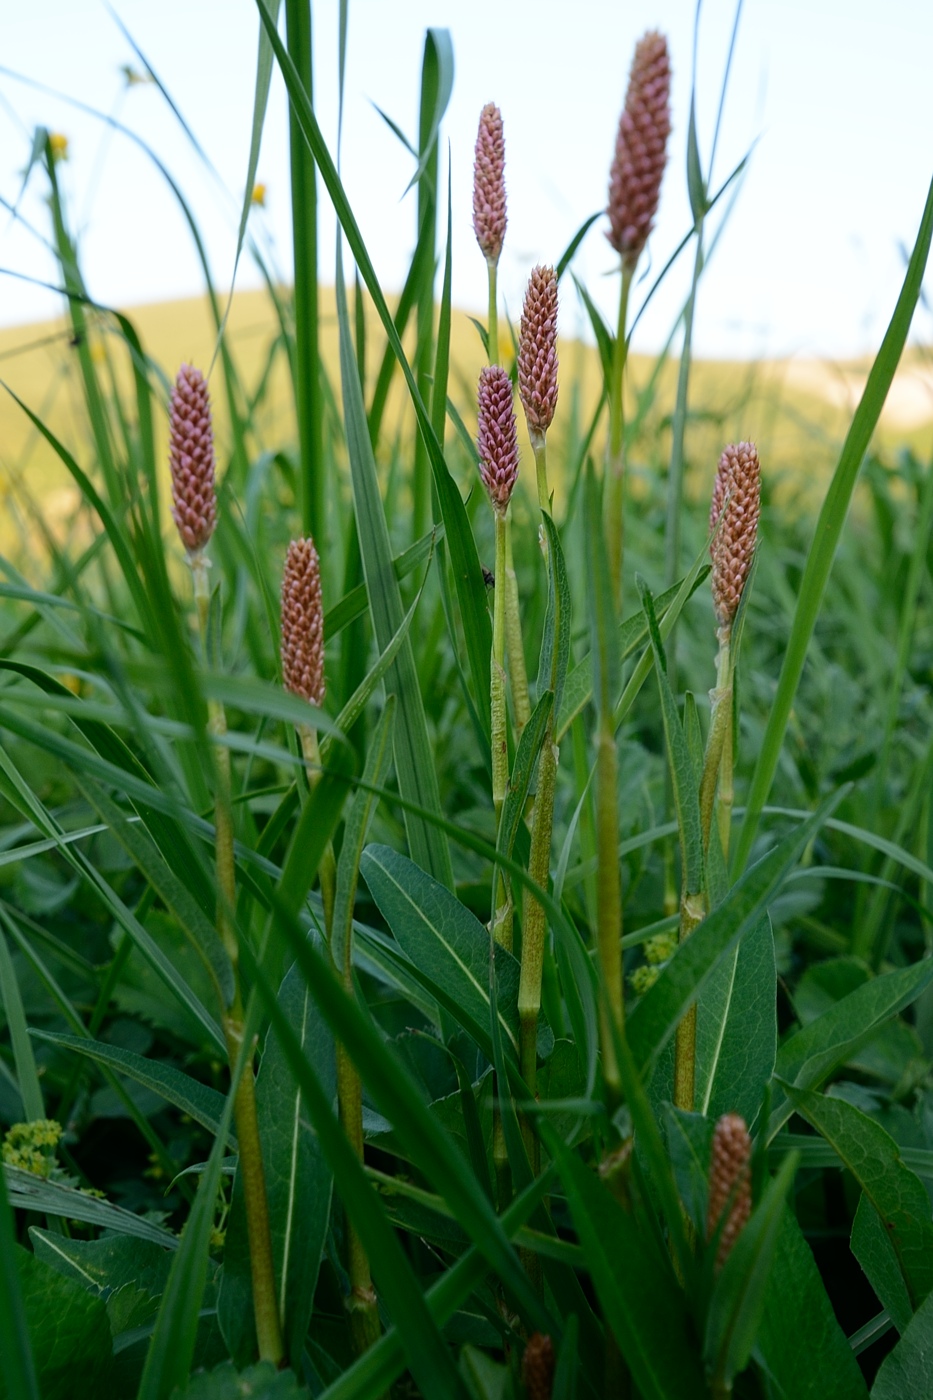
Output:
[169, 364, 217, 555]
[522, 1333, 555, 1400]
[607, 30, 671, 270]
[709, 441, 761, 629]
[473, 103, 507, 267]
[518, 265, 559, 441]
[477, 365, 519, 514]
[707, 1113, 752, 1272]
[281, 537, 325, 707]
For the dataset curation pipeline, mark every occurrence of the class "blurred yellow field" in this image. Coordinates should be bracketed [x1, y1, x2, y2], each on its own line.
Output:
[1, 286, 930, 558]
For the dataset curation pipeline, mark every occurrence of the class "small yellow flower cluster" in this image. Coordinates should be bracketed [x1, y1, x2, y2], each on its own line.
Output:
[645, 931, 677, 965]
[2, 1118, 64, 1177]
[48, 133, 69, 161]
[629, 964, 660, 996]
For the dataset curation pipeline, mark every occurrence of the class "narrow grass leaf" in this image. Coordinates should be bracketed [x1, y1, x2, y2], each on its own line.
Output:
[4, 1166, 177, 1248]
[29, 1030, 232, 1145]
[735, 169, 933, 869]
[335, 250, 453, 888]
[546, 1128, 705, 1398]
[137, 1083, 236, 1400]
[0, 927, 44, 1120]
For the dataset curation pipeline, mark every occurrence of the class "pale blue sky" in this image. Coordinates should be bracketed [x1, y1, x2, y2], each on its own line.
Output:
[1, 0, 931, 359]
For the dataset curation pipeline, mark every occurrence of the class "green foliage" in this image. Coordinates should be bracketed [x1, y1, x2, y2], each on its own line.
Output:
[0, 8, 931, 1396]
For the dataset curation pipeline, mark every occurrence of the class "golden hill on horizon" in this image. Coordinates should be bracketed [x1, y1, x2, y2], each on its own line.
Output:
[0, 287, 930, 555]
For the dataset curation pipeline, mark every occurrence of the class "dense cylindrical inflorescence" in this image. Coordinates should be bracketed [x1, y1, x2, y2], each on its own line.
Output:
[281, 537, 325, 707]
[518, 265, 559, 439]
[607, 30, 671, 270]
[709, 440, 761, 628]
[522, 1333, 555, 1400]
[477, 365, 519, 513]
[169, 364, 217, 555]
[707, 1112, 753, 1271]
[473, 102, 507, 267]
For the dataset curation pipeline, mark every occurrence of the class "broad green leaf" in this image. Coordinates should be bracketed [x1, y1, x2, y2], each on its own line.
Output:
[736, 168, 933, 869]
[769, 959, 933, 1138]
[3, 1248, 112, 1400]
[783, 1086, 933, 1311]
[851, 1193, 913, 1335]
[662, 1107, 714, 1239]
[4, 1166, 177, 1248]
[218, 956, 335, 1368]
[235, 940, 471, 1399]
[537, 513, 572, 714]
[29, 1030, 232, 1145]
[244, 898, 552, 1334]
[335, 250, 453, 888]
[703, 1153, 798, 1390]
[137, 1083, 236, 1400]
[871, 1286, 933, 1399]
[169, 1361, 309, 1399]
[29, 1230, 173, 1301]
[695, 914, 776, 1125]
[360, 845, 521, 1061]
[0, 1159, 38, 1400]
[628, 799, 839, 1081]
[548, 1133, 706, 1398]
[757, 1207, 868, 1399]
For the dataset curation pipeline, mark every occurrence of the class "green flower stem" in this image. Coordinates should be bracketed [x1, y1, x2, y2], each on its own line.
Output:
[299, 724, 337, 937]
[595, 727, 623, 1100]
[699, 629, 733, 853]
[192, 556, 283, 1366]
[503, 521, 531, 736]
[336, 1037, 381, 1356]
[486, 261, 499, 366]
[491, 512, 509, 821]
[606, 262, 633, 603]
[674, 629, 734, 1114]
[531, 431, 550, 515]
[518, 726, 558, 1136]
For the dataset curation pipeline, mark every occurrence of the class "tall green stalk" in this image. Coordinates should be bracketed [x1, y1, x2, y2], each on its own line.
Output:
[605, 264, 632, 604]
[284, 0, 324, 545]
[192, 560, 283, 1366]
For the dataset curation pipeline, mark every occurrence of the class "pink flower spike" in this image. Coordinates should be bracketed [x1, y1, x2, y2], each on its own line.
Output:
[473, 103, 507, 267]
[281, 537, 325, 707]
[518, 265, 559, 441]
[477, 366, 519, 514]
[607, 31, 672, 270]
[169, 364, 217, 556]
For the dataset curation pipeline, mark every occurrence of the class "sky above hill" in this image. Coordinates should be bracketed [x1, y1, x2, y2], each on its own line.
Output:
[1, 0, 932, 361]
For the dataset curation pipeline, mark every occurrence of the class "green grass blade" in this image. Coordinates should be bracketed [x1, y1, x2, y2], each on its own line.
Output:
[30, 1030, 232, 1145]
[734, 169, 933, 870]
[254, 0, 492, 726]
[0, 926, 44, 1121]
[236, 940, 471, 1399]
[335, 249, 453, 887]
[137, 1086, 236, 1400]
[4, 1166, 177, 1247]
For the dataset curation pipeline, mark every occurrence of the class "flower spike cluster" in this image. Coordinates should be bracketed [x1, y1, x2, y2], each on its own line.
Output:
[473, 103, 507, 267]
[518, 265, 559, 442]
[477, 366, 519, 514]
[709, 441, 761, 629]
[707, 1112, 753, 1271]
[169, 364, 217, 556]
[281, 537, 325, 707]
[607, 30, 671, 270]
[522, 1333, 556, 1400]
